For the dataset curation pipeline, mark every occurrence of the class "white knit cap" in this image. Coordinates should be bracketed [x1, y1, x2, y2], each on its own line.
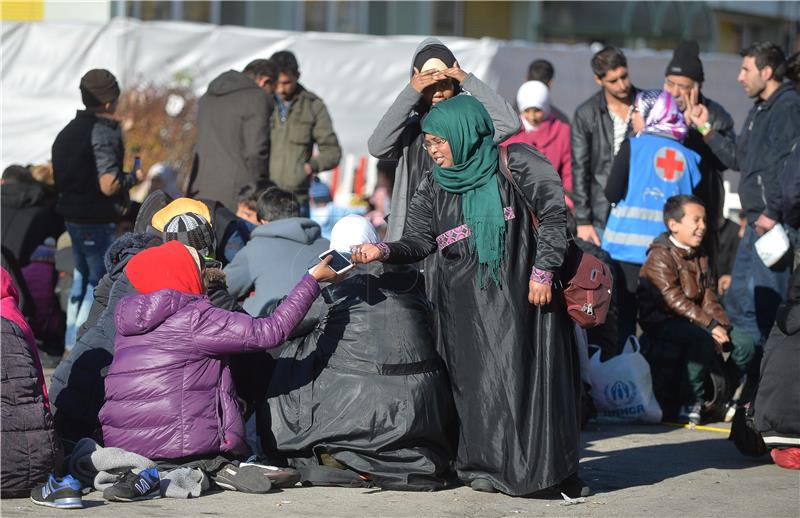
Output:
[516, 80, 551, 118]
[330, 215, 379, 254]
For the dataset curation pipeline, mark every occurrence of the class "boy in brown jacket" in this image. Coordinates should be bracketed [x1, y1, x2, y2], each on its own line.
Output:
[639, 195, 755, 424]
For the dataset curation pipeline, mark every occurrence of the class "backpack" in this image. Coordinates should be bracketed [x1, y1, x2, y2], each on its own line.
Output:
[499, 145, 613, 328]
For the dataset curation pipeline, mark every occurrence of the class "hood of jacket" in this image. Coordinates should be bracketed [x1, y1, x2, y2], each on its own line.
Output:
[206, 70, 259, 97]
[759, 82, 797, 113]
[103, 232, 162, 274]
[115, 289, 199, 336]
[253, 217, 322, 244]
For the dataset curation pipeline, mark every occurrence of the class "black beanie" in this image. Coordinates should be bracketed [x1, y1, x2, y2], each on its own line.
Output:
[665, 41, 704, 83]
[80, 69, 120, 107]
[413, 44, 457, 76]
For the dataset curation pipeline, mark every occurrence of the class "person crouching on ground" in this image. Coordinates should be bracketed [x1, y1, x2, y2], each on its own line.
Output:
[638, 195, 756, 424]
[98, 240, 338, 462]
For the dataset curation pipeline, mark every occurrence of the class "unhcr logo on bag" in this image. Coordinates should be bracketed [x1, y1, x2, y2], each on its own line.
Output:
[601, 380, 645, 418]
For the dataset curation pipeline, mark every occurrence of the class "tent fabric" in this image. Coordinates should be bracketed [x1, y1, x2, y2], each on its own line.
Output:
[2, 19, 748, 202]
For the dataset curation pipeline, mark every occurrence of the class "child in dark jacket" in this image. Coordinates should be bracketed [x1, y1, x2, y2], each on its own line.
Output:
[638, 195, 756, 424]
[98, 240, 337, 461]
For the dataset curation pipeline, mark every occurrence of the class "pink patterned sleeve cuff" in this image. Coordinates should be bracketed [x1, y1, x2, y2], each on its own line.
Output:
[376, 242, 391, 262]
[530, 267, 553, 285]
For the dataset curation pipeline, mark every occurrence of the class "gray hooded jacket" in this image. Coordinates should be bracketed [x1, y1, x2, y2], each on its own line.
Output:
[224, 217, 329, 316]
[367, 37, 520, 240]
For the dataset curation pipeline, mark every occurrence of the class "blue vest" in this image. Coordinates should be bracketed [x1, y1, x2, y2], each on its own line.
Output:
[602, 134, 700, 264]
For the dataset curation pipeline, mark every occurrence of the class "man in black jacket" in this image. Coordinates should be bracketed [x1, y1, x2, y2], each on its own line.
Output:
[663, 41, 737, 277]
[187, 59, 276, 211]
[571, 46, 638, 246]
[52, 69, 143, 351]
[692, 42, 800, 348]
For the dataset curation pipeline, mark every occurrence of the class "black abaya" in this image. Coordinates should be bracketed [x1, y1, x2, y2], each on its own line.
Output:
[383, 143, 581, 495]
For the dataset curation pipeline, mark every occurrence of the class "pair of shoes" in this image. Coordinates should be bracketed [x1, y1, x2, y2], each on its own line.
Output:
[679, 402, 702, 425]
[239, 461, 301, 488]
[470, 478, 497, 493]
[103, 467, 161, 502]
[557, 473, 593, 498]
[213, 463, 273, 494]
[31, 474, 83, 509]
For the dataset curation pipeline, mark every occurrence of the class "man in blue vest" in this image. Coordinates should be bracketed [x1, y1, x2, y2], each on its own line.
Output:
[603, 90, 701, 344]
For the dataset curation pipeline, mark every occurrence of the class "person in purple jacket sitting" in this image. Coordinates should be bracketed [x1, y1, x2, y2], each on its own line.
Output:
[98, 240, 337, 470]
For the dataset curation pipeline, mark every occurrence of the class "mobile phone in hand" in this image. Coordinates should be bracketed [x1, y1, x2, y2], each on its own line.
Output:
[318, 249, 354, 275]
[133, 156, 141, 171]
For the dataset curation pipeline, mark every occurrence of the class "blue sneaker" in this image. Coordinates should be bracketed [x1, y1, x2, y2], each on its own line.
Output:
[30, 474, 84, 509]
[102, 467, 161, 502]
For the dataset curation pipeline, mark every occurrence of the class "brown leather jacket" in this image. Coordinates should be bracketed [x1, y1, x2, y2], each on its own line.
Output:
[638, 233, 730, 331]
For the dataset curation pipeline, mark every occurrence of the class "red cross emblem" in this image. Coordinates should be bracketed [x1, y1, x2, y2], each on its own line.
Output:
[654, 147, 685, 182]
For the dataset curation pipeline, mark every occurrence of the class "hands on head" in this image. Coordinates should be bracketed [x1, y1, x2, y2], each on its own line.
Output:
[411, 62, 466, 93]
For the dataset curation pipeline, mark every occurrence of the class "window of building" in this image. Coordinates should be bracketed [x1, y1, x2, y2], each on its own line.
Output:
[183, 1, 210, 23]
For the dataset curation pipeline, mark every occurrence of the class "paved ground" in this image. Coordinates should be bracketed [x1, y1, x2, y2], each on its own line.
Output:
[3, 421, 798, 518]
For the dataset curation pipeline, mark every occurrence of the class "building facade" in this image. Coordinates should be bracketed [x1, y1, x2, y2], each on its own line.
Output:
[2, 1, 798, 54]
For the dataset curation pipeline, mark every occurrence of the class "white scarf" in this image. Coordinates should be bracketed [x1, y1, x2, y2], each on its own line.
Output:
[516, 80, 551, 125]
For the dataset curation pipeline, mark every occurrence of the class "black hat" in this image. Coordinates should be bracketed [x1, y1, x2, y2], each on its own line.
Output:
[666, 41, 704, 83]
[79, 69, 120, 107]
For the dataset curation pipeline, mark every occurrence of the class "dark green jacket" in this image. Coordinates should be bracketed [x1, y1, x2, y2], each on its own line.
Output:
[270, 85, 341, 204]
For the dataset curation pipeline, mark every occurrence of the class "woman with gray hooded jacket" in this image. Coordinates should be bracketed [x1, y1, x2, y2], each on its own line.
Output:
[368, 37, 520, 242]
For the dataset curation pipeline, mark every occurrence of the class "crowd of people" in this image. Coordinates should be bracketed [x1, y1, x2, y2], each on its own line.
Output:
[2, 37, 800, 508]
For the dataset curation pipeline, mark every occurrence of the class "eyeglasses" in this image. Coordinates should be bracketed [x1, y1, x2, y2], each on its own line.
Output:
[422, 137, 447, 152]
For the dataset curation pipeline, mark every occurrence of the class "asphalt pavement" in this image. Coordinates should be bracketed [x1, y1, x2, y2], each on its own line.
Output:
[3, 422, 798, 518]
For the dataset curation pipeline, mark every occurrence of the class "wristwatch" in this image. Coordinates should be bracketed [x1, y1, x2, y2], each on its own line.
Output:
[697, 122, 712, 136]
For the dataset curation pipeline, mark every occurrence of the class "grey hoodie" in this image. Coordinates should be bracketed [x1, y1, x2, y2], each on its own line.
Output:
[224, 217, 329, 316]
[187, 70, 272, 211]
[368, 37, 520, 240]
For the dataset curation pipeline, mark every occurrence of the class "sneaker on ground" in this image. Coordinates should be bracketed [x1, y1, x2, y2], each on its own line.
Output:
[213, 463, 273, 493]
[679, 403, 703, 425]
[239, 462, 301, 488]
[102, 467, 161, 502]
[30, 474, 84, 509]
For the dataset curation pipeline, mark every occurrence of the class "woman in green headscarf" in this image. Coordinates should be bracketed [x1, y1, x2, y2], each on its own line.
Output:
[352, 95, 584, 497]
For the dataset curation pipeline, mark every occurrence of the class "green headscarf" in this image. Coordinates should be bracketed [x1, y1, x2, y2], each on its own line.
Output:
[422, 95, 504, 287]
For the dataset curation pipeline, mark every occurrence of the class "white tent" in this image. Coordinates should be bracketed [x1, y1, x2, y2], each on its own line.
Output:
[1, 18, 749, 203]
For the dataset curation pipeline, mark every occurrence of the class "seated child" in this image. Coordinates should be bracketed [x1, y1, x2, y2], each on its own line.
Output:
[98, 240, 337, 462]
[638, 195, 755, 424]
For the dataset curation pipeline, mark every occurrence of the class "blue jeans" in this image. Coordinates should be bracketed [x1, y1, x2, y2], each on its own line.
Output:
[64, 222, 116, 349]
[725, 225, 792, 346]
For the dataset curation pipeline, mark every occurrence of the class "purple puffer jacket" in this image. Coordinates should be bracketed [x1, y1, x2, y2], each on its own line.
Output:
[99, 274, 320, 460]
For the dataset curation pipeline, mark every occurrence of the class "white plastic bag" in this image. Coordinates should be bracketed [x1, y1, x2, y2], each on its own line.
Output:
[589, 335, 662, 423]
[755, 223, 790, 267]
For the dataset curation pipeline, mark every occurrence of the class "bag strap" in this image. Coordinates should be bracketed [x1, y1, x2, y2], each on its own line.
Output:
[498, 145, 541, 232]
